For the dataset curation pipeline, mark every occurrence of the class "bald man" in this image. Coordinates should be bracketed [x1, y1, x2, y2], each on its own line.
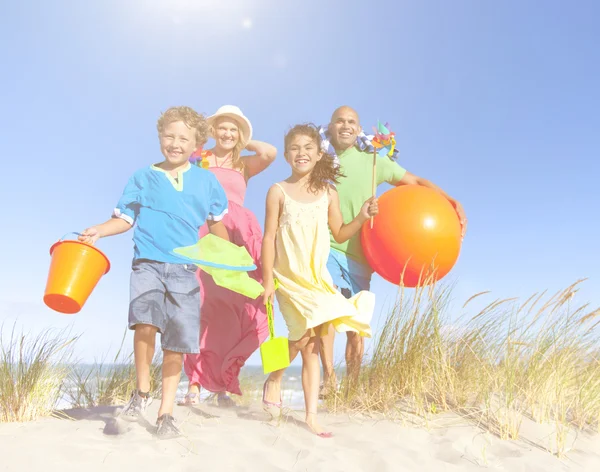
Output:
[319, 106, 467, 395]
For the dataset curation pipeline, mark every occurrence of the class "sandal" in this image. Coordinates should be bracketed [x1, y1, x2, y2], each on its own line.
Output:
[177, 392, 199, 406]
[217, 393, 236, 408]
[262, 380, 282, 416]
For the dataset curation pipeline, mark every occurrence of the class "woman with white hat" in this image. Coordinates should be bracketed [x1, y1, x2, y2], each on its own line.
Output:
[181, 105, 276, 407]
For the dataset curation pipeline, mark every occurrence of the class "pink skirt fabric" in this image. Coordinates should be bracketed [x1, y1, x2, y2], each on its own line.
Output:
[183, 201, 268, 395]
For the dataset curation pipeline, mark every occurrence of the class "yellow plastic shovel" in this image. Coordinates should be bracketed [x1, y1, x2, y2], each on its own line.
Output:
[260, 281, 290, 374]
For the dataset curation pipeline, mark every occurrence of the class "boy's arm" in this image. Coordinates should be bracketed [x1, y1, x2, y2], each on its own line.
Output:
[80, 171, 142, 244]
[243, 140, 277, 179]
[207, 220, 230, 241]
[397, 171, 467, 238]
[78, 218, 132, 245]
[328, 188, 378, 243]
[261, 185, 282, 305]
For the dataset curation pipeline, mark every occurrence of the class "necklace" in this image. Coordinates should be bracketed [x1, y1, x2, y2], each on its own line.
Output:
[213, 153, 233, 168]
[196, 149, 233, 169]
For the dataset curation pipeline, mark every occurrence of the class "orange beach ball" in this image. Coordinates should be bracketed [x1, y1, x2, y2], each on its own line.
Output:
[361, 185, 462, 287]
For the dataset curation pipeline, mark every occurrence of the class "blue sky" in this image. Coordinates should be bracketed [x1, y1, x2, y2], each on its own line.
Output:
[1, 0, 598, 366]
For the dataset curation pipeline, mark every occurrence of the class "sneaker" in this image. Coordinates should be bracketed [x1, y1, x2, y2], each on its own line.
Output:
[156, 414, 181, 439]
[120, 390, 152, 422]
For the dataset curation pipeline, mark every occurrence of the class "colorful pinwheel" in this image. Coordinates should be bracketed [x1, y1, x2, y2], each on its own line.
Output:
[371, 121, 397, 158]
[369, 120, 397, 228]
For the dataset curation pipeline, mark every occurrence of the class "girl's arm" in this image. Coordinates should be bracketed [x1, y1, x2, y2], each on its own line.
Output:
[328, 188, 378, 243]
[261, 185, 282, 305]
[207, 220, 230, 241]
[243, 140, 277, 179]
[78, 217, 132, 245]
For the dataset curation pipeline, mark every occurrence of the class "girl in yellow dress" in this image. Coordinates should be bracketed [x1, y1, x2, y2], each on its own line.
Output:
[261, 123, 377, 437]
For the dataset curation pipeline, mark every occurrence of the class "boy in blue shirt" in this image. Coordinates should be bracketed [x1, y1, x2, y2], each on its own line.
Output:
[79, 106, 229, 439]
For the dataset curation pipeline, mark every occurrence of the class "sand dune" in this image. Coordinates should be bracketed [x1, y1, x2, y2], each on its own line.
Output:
[2, 399, 600, 471]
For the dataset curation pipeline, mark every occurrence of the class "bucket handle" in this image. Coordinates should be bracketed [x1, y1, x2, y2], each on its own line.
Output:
[59, 232, 83, 241]
[49, 231, 111, 273]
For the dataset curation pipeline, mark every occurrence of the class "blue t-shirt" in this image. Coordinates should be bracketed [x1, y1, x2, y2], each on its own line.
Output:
[113, 163, 228, 263]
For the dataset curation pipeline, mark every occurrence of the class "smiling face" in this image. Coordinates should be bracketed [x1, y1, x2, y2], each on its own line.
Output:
[285, 133, 322, 177]
[213, 117, 240, 152]
[159, 120, 197, 166]
[327, 106, 361, 151]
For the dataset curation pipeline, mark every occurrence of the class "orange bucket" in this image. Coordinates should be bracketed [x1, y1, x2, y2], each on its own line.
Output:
[43, 233, 111, 314]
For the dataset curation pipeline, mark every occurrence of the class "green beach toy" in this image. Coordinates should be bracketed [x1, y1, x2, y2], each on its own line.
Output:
[260, 280, 290, 374]
[172, 234, 264, 299]
[174, 235, 289, 373]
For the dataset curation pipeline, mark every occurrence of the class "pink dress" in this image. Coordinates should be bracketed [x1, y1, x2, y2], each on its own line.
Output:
[183, 167, 268, 395]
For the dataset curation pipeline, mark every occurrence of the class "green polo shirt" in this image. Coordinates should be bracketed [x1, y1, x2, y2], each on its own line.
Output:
[330, 146, 407, 266]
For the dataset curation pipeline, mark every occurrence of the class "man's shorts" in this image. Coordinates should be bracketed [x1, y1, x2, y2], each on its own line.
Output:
[128, 259, 201, 353]
[326, 248, 372, 299]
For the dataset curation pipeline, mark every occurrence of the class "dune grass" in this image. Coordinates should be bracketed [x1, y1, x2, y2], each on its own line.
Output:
[0, 324, 77, 422]
[4, 279, 599, 459]
[326, 279, 600, 457]
[67, 330, 163, 409]
[0, 325, 163, 420]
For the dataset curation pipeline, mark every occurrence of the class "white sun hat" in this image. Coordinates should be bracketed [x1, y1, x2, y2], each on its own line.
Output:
[206, 105, 253, 143]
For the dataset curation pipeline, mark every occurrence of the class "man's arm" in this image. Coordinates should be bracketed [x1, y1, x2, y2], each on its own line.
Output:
[397, 171, 467, 238]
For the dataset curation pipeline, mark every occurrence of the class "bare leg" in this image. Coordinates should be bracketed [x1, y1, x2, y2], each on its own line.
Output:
[302, 333, 332, 437]
[345, 332, 364, 385]
[263, 332, 308, 405]
[319, 323, 337, 396]
[158, 349, 183, 417]
[134, 324, 158, 393]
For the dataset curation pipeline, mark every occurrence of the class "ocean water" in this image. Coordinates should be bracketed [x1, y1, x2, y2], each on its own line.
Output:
[179, 364, 307, 407]
[58, 364, 313, 410]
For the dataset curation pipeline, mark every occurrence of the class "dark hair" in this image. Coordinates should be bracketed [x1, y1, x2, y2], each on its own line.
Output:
[284, 123, 345, 194]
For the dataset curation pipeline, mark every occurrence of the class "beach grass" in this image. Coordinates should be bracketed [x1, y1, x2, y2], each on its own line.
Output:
[67, 329, 163, 408]
[326, 279, 600, 458]
[0, 324, 77, 422]
[3, 280, 599, 460]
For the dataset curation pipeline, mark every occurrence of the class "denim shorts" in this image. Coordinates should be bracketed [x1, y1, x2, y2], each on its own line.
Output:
[326, 249, 372, 299]
[128, 259, 201, 353]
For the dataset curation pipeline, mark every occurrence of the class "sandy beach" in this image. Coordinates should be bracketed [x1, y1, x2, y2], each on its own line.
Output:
[2, 398, 600, 472]
[2, 0, 599, 471]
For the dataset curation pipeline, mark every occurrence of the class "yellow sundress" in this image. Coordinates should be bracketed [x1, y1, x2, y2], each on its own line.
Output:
[272, 183, 374, 341]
